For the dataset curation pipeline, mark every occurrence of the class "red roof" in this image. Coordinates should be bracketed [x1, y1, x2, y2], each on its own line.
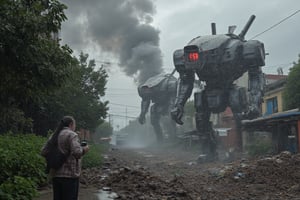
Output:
[265, 74, 288, 80]
[223, 107, 233, 117]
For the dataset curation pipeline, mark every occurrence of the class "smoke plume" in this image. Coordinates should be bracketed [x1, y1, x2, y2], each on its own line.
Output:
[61, 0, 163, 84]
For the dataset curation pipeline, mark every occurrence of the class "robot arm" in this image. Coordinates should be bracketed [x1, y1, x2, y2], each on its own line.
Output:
[244, 66, 265, 119]
[139, 98, 150, 124]
[171, 70, 195, 125]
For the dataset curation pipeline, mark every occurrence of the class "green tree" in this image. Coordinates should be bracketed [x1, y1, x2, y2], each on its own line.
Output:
[283, 55, 300, 110]
[95, 121, 113, 139]
[64, 52, 108, 131]
[0, 0, 75, 133]
[36, 52, 109, 134]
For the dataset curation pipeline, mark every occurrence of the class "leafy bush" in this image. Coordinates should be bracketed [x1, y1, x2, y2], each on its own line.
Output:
[82, 143, 103, 169]
[0, 176, 37, 200]
[0, 107, 33, 134]
[246, 139, 273, 156]
[0, 134, 106, 199]
[0, 134, 47, 199]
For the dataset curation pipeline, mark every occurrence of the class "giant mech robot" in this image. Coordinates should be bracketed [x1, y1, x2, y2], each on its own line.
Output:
[138, 72, 178, 142]
[171, 15, 265, 160]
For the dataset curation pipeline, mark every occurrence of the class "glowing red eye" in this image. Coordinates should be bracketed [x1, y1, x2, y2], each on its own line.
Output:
[188, 52, 199, 62]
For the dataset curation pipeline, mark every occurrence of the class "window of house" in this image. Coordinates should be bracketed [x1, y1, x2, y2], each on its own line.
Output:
[266, 97, 278, 115]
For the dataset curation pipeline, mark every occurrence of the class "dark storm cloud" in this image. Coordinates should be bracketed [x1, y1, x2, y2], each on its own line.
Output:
[155, 0, 300, 75]
[61, 0, 163, 84]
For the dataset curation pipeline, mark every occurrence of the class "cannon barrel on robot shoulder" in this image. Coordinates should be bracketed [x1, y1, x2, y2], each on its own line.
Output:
[238, 15, 256, 40]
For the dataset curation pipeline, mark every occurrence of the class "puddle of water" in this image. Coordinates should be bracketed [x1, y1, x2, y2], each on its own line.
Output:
[96, 190, 118, 200]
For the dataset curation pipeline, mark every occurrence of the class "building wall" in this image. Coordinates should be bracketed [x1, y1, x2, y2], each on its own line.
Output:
[216, 107, 240, 151]
[262, 87, 284, 115]
[262, 75, 287, 115]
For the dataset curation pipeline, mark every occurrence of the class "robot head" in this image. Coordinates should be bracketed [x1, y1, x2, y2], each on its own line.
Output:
[173, 45, 204, 71]
[183, 45, 203, 70]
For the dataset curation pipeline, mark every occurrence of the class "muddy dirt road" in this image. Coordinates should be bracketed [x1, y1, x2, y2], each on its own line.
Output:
[36, 141, 300, 200]
[79, 142, 300, 200]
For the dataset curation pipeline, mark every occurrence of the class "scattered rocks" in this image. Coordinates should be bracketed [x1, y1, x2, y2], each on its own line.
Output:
[81, 147, 300, 199]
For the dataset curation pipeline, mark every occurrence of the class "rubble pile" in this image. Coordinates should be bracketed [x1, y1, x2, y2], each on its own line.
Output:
[101, 167, 192, 200]
[217, 151, 300, 199]
[81, 149, 300, 199]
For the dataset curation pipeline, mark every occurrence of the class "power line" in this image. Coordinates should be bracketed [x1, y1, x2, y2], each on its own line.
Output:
[108, 102, 140, 108]
[106, 93, 138, 96]
[250, 10, 300, 39]
[267, 62, 293, 68]
[108, 113, 137, 119]
[109, 110, 140, 115]
[108, 88, 137, 91]
[106, 91, 137, 94]
[109, 107, 140, 112]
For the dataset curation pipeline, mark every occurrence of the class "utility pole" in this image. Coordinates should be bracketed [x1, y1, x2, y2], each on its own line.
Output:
[108, 114, 113, 129]
[125, 107, 128, 127]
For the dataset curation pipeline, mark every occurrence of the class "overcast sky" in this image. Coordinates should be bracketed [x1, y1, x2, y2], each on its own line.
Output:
[60, 0, 300, 129]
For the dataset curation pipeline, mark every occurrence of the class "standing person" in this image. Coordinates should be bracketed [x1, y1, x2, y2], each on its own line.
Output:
[41, 116, 89, 200]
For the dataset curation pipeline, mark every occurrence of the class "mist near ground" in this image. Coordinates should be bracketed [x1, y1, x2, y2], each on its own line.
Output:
[110, 117, 157, 148]
[110, 115, 192, 149]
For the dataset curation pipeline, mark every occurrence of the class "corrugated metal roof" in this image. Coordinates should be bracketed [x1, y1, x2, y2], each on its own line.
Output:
[242, 108, 300, 125]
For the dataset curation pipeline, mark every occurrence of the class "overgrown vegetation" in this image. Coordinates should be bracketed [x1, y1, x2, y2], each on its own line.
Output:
[0, 134, 47, 199]
[95, 122, 113, 139]
[0, 134, 106, 199]
[0, 0, 109, 199]
[283, 54, 300, 110]
[82, 143, 104, 169]
[246, 139, 273, 157]
[40, 52, 109, 134]
[0, 0, 108, 135]
[0, 0, 74, 133]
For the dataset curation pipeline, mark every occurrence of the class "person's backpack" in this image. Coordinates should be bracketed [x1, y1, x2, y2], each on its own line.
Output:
[44, 143, 68, 173]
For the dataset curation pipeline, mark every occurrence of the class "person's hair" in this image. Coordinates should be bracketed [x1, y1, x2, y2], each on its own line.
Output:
[49, 116, 75, 146]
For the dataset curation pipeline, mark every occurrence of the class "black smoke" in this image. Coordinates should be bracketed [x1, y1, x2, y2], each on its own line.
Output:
[61, 0, 163, 84]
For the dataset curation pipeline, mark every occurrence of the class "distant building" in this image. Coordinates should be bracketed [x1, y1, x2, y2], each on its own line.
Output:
[262, 74, 288, 115]
[215, 107, 240, 152]
[265, 74, 287, 85]
[216, 74, 289, 154]
[242, 109, 300, 154]
[242, 74, 300, 154]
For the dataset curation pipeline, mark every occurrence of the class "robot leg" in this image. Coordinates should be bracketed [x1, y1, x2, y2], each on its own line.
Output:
[195, 113, 217, 159]
[194, 92, 218, 161]
[150, 105, 163, 142]
[168, 118, 177, 140]
[206, 122, 218, 160]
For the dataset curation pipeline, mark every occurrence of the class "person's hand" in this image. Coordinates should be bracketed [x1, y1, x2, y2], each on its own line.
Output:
[83, 145, 90, 154]
[138, 114, 146, 124]
[170, 105, 184, 125]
